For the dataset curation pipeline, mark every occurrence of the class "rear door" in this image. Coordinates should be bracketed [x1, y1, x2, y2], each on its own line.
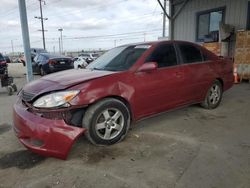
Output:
[134, 43, 186, 118]
[177, 43, 213, 102]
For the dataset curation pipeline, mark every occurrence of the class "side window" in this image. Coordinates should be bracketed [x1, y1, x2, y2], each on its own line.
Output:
[202, 52, 212, 61]
[34, 55, 40, 62]
[146, 44, 177, 68]
[179, 44, 203, 64]
[34, 55, 38, 62]
[39, 55, 45, 62]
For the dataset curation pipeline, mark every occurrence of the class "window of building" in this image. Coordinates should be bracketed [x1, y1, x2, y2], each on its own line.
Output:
[178, 44, 202, 64]
[196, 7, 225, 42]
[247, 2, 250, 30]
[146, 44, 178, 68]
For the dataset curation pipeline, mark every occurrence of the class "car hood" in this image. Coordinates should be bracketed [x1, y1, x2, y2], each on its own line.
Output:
[23, 69, 117, 97]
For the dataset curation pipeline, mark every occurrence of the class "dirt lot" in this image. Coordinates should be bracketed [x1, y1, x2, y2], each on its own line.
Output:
[0, 64, 250, 188]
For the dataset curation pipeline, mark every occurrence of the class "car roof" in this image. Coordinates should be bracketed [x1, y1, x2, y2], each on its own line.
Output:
[39, 53, 70, 59]
[119, 40, 200, 47]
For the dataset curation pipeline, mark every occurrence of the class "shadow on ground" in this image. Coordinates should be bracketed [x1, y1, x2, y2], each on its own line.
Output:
[0, 150, 46, 169]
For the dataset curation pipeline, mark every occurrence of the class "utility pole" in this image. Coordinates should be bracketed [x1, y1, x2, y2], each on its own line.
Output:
[162, 0, 167, 37]
[157, 0, 188, 40]
[35, 0, 48, 50]
[11, 40, 14, 54]
[18, 0, 33, 82]
[58, 28, 63, 54]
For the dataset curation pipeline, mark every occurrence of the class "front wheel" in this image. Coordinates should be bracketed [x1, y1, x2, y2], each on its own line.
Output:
[82, 98, 130, 145]
[201, 80, 223, 109]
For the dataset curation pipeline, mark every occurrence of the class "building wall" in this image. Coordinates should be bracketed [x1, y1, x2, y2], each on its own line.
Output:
[173, 0, 249, 41]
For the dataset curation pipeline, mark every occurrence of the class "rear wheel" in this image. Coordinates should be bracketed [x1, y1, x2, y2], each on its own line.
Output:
[11, 83, 17, 92]
[6, 86, 13, 96]
[82, 98, 130, 145]
[40, 66, 45, 76]
[201, 80, 223, 109]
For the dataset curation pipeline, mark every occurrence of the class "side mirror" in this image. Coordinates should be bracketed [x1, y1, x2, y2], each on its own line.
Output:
[137, 62, 158, 72]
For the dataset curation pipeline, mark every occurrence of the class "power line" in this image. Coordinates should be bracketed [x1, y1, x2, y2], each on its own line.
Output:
[64, 29, 162, 40]
[43, 29, 162, 42]
[45, 0, 126, 22]
[0, 0, 38, 18]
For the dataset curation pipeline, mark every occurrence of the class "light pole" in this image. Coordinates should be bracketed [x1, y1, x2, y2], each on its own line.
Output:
[11, 40, 14, 54]
[18, 0, 33, 82]
[58, 28, 63, 54]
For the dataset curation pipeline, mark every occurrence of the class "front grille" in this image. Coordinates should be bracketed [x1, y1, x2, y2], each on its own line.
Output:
[21, 90, 36, 102]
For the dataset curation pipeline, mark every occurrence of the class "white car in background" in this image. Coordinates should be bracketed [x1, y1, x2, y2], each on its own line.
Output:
[73, 57, 88, 69]
[79, 53, 100, 63]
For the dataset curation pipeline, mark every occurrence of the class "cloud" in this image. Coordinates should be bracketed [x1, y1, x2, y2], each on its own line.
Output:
[64, 18, 110, 30]
[0, 20, 20, 29]
[50, 0, 115, 9]
[44, 18, 110, 31]
[0, 0, 164, 52]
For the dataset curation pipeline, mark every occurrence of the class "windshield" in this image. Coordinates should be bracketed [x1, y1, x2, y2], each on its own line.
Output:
[87, 46, 147, 71]
[0, 54, 4, 61]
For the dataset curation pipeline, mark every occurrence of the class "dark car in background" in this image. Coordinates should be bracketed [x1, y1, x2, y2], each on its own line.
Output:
[32, 53, 74, 75]
[3, 56, 11, 63]
[0, 53, 7, 75]
[18, 48, 48, 66]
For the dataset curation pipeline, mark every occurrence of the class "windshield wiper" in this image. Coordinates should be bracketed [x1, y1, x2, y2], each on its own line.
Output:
[89, 67, 121, 72]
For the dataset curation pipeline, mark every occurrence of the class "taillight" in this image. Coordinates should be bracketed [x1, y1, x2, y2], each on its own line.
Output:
[48, 60, 56, 65]
[0, 61, 7, 66]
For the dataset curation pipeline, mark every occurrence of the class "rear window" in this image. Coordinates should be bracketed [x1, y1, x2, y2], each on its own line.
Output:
[38, 55, 47, 62]
[179, 44, 203, 64]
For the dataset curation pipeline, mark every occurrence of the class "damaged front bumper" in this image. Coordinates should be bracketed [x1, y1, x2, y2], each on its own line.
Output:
[13, 99, 86, 160]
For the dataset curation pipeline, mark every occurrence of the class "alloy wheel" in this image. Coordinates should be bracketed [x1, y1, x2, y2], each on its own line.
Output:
[209, 84, 221, 105]
[95, 108, 124, 140]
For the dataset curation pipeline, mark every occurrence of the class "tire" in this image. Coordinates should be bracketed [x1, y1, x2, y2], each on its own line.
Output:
[40, 66, 45, 76]
[7, 86, 13, 96]
[82, 98, 130, 145]
[201, 80, 223, 109]
[11, 84, 17, 92]
[78, 65, 82, 69]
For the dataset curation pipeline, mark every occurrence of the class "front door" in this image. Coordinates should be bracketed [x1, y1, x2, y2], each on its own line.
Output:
[133, 43, 186, 119]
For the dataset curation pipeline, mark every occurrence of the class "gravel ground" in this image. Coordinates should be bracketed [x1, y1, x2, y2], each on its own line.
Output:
[0, 64, 250, 188]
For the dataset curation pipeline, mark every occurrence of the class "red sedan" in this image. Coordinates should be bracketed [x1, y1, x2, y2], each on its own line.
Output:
[13, 41, 233, 159]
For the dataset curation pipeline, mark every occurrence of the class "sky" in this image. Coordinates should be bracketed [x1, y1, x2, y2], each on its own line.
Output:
[0, 0, 169, 54]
